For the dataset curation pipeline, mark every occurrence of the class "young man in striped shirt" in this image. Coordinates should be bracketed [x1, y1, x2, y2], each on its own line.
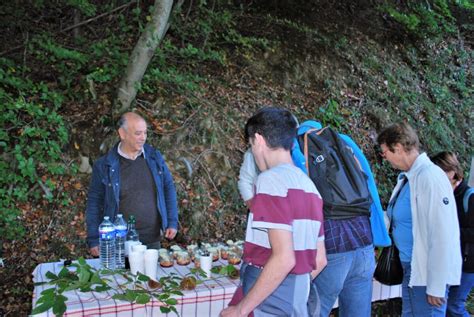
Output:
[221, 107, 326, 317]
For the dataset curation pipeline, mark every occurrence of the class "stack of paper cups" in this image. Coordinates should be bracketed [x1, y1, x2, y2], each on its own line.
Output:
[132, 244, 147, 253]
[125, 240, 142, 257]
[144, 249, 159, 281]
[129, 244, 147, 275]
[129, 251, 145, 275]
[200, 254, 212, 278]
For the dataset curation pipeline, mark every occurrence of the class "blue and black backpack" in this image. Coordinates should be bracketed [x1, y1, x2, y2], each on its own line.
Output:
[292, 121, 372, 220]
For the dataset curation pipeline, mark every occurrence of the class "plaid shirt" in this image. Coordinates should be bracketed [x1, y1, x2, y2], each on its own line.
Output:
[324, 215, 372, 254]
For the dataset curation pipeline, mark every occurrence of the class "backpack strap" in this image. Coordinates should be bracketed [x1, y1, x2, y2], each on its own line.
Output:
[344, 144, 363, 171]
[464, 187, 474, 213]
[303, 127, 326, 175]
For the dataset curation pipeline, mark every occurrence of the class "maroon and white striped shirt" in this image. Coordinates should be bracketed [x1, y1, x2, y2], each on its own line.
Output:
[243, 163, 324, 274]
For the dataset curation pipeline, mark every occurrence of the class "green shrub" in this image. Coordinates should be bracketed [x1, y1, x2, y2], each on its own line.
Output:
[0, 59, 71, 240]
[380, 0, 472, 38]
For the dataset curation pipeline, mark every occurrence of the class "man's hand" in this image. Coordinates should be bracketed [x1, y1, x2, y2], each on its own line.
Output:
[310, 241, 327, 280]
[244, 199, 252, 209]
[231, 229, 294, 315]
[165, 228, 177, 239]
[220, 304, 245, 317]
[427, 295, 445, 307]
[89, 246, 99, 257]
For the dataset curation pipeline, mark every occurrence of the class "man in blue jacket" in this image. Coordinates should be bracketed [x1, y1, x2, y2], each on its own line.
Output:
[293, 120, 387, 317]
[86, 112, 178, 256]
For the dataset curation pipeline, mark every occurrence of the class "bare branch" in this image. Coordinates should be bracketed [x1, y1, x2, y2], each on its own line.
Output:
[60, 1, 136, 33]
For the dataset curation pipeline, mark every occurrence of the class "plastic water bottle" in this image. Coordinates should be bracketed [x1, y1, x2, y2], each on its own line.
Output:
[99, 216, 116, 269]
[114, 214, 127, 269]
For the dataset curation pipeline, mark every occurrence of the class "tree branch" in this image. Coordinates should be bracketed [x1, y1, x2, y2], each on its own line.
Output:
[60, 1, 136, 33]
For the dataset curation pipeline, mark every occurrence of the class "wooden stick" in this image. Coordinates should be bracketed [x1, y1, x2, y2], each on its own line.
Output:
[0, 1, 137, 56]
[60, 1, 136, 33]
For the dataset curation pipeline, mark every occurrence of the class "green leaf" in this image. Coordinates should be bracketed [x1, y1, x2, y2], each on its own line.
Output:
[90, 273, 103, 284]
[93, 284, 110, 292]
[169, 305, 178, 315]
[58, 267, 71, 278]
[136, 293, 151, 304]
[57, 280, 70, 292]
[63, 281, 83, 292]
[125, 290, 138, 302]
[52, 295, 67, 316]
[40, 288, 56, 296]
[34, 281, 48, 286]
[160, 306, 172, 313]
[112, 294, 129, 301]
[31, 302, 53, 315]
[45, 271, 58, 280]
[78, 270, 91, 283]
[137, 273, 150, 282]
[219, 267, 228, 275]
[35, 292, 54, 306]
[79, 285, 92, 292]
[78, 257, 87, 265]
[194, 268, 207, 278]
[101, 268, 114, 275]
[170, 290, 184, 296]
[165, 298, 177, 305]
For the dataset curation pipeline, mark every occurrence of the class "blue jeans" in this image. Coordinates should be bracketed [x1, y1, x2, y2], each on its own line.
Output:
[241, 263, 314, 316]
[401, 261, 448, 316]
[447, 272, 474, 317]
[313, 244, 375, 317]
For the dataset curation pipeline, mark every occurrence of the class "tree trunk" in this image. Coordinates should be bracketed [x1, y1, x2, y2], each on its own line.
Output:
[114, 0, 173, 116]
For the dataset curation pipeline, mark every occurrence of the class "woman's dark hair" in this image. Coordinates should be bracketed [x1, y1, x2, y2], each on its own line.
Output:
[244, 107, 297, 151]
[431, 151, 463, 181]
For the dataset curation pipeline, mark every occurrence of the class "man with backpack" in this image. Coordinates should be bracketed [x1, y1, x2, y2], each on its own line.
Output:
[296, 121, 378, 317]
[238, 118, 389, 316]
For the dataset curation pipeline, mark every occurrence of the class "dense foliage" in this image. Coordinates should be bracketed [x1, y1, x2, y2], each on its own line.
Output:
[0, 0, 472, 315]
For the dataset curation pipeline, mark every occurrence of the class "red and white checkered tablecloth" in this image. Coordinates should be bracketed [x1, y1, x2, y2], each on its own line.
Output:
[32, 258, 240, 317]
[32, 259, 401, 316]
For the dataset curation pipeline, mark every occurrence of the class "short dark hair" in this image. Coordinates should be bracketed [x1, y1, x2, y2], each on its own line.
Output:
[244, 107, 297, 150]
[377, 122, 420, 152]
[431, 151, 463, 181]
[117, 114, 127, 130]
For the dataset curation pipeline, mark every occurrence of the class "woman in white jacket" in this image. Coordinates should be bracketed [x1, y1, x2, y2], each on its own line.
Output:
[377, 122, 461, 316]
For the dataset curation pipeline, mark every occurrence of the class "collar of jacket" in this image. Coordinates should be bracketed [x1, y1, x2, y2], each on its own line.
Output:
[405, 152, 430, 180]
[104, 143, 157, 166]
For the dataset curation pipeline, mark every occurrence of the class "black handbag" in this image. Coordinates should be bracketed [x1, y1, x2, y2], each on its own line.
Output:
[374, 178, 407, 286]
[374, 235, 403, 285]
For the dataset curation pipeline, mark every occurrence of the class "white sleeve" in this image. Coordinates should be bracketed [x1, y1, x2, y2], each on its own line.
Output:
[238, 150, 259, 202]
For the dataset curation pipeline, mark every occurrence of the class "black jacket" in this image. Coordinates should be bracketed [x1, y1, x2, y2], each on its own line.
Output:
[454, 180, 474, 272]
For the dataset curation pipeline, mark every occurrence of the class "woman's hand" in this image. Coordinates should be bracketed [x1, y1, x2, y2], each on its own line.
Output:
[427, 295, 445, 307]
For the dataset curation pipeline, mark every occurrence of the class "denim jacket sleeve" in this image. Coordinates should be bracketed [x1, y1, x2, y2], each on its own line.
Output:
[85, 158, 106, 248]
[158, 151, 179, 230]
